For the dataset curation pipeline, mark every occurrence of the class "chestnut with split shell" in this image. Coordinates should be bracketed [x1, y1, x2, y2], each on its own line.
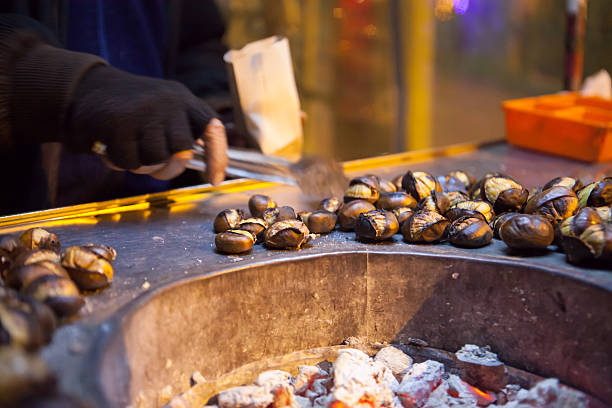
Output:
[354, 210, 399, 242]
[215, 230, 255, 254]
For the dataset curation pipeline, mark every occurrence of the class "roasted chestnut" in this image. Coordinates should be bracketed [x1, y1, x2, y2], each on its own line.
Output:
[482, 177, 528, 213]
[0, 236, 24, 260]
[23, 274, 83, 317]
[524, 186, 579, 226]
[445, 191, 469, 207]
[391, 174, 403, 191]
[319, 197, 342, 213]
[83, 243, 117, 262]
[61, 246, 115, 291]
[491, 212, 520, 240]
[559, 207, 603, 238]
[448, 216, 493, 248]
[215, 230, 255, 254]
[469, 172, 506, 200]
[13, 250, 60, 266]
[344, 176, 380, 204]
[594, 206, 612, 222]
[376, 192, 417, 211]
[577, 178, 612, 208]
[0, 346, 55, 406]
[402, 210, 449, 243]
[543, 176, 583, 192]
[5, 261, 69, 290]
[392, 207, 414, 227]
[378, 178, 397, 193]
[445, 200, 494, 223]
[446, 170, 475, 191]
[337, 200, 377, 231]
[19, 229, 60, 254]
[417, 191, 450, 214]
[499, 214, 554, 250]
[264, 220, 311, 249]
[238, 218, 267, 241]
[299, 211, 336, 234]
[248, 195, 276, 218]
[213, 209, 245, 233]
[562, 223, 612, 266]
[2, 288, 56, 346]
[354, 210, 399, 242]
[262, 206, 296, 226]
[401, 171, 442, 201]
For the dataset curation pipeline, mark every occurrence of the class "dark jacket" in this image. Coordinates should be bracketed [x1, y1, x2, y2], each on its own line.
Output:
[0, 0, 229, 215]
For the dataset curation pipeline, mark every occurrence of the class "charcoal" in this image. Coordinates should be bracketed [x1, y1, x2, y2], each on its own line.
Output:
[293, 365, 328, 396]
[491, 379, 588, 408]
[295, 395, 312, 408]
[375, 346, 414, 380]
[397, 360, 445, 408]
[455, 345, 508, 392]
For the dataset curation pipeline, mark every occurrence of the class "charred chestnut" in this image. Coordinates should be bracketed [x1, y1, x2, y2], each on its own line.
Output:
[524, 186, 579, 226]
[0, 346, 55, 406]
[402, 210, 449, 243]
[262, 206, 296, 226]
[448, 216, 493, 248]
[354, 210, 399, 242]
[378, 178, 397, 193]
[391, 174, 404, 191]
[562, 223, 612, 266]
[446, 170, 475, 191]
[264, 220, 311, 249]
[319, 197, 342, 213]
[238, 218, 267, 241]
[344, 176, 380, 204]
[594, 206, 612, 222]
[577, 178, 612, 208]
[543, 176, 583, 192]
[491, 212, 520, 240]
[469, 172, 506, 200]
[215, 230, 255, 254]
[376, 192, 417, 210]
[392, 207, 414, 227]
[213, 209, 245, 233]
[19, 229, 60, 254]
[401, 171, 442, 201]
[559, 207, 603, 238]
[417, 191, 450, 215]
[482, 177, 528, 213]
[299, 211, 336, 234]
[445, 191, 469, 207]
[445, 200, 494, 223]
[248, 195, 276, 218]
[337, 200, 377, 231]
[61, 246, 115, 291]
[499, 214, 554, 250]
[23, 274, 83, 317]
[5, 261, 69, 291]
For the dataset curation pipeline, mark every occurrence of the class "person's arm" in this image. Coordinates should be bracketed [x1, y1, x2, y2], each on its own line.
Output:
[0, 13, 227, 184]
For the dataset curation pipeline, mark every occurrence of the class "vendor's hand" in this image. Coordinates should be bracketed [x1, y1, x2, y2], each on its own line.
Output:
[66, 66, 227, 184]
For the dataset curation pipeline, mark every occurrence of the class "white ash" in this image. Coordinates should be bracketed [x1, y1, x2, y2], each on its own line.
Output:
[456, 345, 501, 365]
[255, 370, 293, 390]
[213, 347, 590, 408]
[397, 360, 445, 407]
[374, 346, 414, 379]
[491, 379, 588, 408]
[218, 385, 274, 408]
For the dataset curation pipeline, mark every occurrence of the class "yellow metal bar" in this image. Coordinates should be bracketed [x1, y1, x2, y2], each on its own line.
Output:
[403, 0, 435, 150]
[0, 141, 494, 230]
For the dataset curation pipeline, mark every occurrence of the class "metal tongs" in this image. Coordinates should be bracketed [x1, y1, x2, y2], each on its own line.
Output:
[188, 145, 347, 197]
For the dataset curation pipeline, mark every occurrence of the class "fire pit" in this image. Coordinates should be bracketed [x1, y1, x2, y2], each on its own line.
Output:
[89, 251, 611, 407]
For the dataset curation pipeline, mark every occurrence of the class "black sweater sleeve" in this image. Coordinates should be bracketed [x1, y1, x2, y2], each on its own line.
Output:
[0, 14, 107, 150]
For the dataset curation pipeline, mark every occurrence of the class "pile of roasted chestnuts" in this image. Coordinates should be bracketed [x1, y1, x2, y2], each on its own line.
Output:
[0, 228, 117, 351]
[213, 172, 611, 269]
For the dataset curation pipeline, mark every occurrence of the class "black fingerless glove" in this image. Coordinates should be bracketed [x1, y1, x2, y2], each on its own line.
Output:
[66, 65, 217, 169]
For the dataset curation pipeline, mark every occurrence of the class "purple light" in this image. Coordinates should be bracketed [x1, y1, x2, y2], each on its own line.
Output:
[454, 0, 470, 15]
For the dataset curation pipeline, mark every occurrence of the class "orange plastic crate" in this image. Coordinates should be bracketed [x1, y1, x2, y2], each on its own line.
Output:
[502, 93, 612, 162]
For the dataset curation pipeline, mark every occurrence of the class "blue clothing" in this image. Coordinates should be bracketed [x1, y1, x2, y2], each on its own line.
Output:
[59, 0, 170, 203]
